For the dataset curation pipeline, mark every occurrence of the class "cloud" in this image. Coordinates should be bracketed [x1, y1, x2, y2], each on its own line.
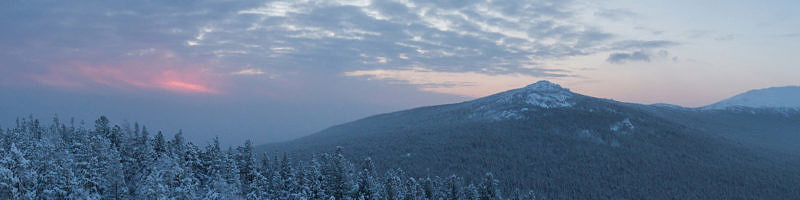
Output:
[28, 51, 224, 94]
[607, 51, 651, 64]
[232, 69, 266, 75]
[594, 8, 638, 21]
[715, 34, 736, 41]
[32, 65, 221, 94]
[0, 0, 694, 145]
[604, 40, 678, 64]
[0, 0, 679, 97]
[188, 0, 656, 77]
[610, 40, 679, 50]
[238, 1, 307, 17]
[607, 50, 673, 64]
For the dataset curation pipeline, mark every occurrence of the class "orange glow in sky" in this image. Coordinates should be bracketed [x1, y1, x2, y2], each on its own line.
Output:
[32, 61, 223, 95]
[160, 80, 219, 94]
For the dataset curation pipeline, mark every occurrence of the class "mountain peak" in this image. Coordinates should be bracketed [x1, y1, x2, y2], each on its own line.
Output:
[523, 80, 569, 92]
[467, 80, 579, 120]
[490, 80, 576, 108]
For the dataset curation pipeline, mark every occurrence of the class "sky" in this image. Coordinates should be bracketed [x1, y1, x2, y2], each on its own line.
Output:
[1, 0, 798, 145]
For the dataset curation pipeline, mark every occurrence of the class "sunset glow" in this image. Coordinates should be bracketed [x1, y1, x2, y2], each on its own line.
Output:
[31, 62, 222, 95]
[160, 80, 219, 94]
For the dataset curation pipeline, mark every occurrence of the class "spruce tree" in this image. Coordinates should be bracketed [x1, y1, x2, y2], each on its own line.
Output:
[479, 173, 501, 200]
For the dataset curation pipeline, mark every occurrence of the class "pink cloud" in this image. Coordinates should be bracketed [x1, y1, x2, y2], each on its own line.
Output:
[160, 80, 219, 94]
[30, 55, 224, 94]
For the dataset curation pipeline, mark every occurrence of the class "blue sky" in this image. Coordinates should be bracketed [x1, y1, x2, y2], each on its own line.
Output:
[1, 0, 798, 145]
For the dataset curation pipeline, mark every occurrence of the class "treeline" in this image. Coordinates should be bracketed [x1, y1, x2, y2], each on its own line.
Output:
[0, 116, 535, 199]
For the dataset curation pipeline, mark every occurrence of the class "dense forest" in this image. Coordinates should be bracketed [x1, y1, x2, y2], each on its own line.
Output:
[260, 87, 800, 199]
[0, 116, 535, 199]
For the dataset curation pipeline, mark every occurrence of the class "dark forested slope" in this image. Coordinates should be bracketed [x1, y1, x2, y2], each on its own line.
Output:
[638, 105, 800, 154]
[260, 81, 800, 199]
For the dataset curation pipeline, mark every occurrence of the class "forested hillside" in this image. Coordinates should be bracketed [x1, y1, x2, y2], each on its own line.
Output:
[0, 116, 533, 199]
[638, 105, 800, 154]
[260, 81, 800, 199]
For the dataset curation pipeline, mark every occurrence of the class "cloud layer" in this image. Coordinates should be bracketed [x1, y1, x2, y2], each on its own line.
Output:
[187, 0, 677, 77]
[0, 0, 690, 145]
[0, 0, 681, 95]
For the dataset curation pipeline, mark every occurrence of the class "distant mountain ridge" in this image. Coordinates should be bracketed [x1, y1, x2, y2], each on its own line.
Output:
[704, 85, 800, 109]
[260, 81, 800, 199]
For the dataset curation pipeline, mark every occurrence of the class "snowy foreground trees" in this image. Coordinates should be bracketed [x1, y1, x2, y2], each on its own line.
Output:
[0, 116, 535, 200]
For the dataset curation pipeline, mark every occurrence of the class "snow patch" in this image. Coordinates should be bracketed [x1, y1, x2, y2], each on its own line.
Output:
[610, 118, 634, 135]
[469, 109, 527, 121]
[524, 92, 574, 108]
[578, 129, 604, 144]
[577, 129, 622, 147]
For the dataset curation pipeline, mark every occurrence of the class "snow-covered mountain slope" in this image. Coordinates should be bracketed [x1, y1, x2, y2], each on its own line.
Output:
[704, 86, 800, 109]
[259, 80, 800, 199]
[492, 80, 577, 108]
[466, 80, 583, 120]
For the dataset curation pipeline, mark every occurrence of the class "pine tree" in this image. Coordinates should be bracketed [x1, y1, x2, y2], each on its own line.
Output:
[180, 143, 204, 199]
[0, 143, 37, 199]
[307, 156, 327, 199]
[406, 177, 426, 200]
[236, 140, 256, 195]
[356, 157, 381, 200]
[384, 169, 407, 200]
[444, 175, 463, 200]
[37, 147, 70, 199]
[170, 130, 186, 157]
[101, 124, 122, 150]
[100, 144, 127, 199]
[119, 123, 140, 197]
[201, 139, 240, 199]
[137, 156, 174, 199]
[479, 173, 501, 200]
[420, 176, 435, 199]
[69, 127, 106, 198]
[204, 172, 239, 200]
[130, 125, 155, 195]
[245, 166, 270, 200]
[463, 183, 480, 200]
[223, 149, 242, 196]
[324, 146, 355, 199]
[278, 153, 296, 199]
[153, 131, 167, 155]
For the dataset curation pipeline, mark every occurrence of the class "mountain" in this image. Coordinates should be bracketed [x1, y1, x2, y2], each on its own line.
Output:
[259, 81, 800, 199]
[640, 104, 800, 154]
[704, 86, 800, 109]
[679, 85, 800, 153]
